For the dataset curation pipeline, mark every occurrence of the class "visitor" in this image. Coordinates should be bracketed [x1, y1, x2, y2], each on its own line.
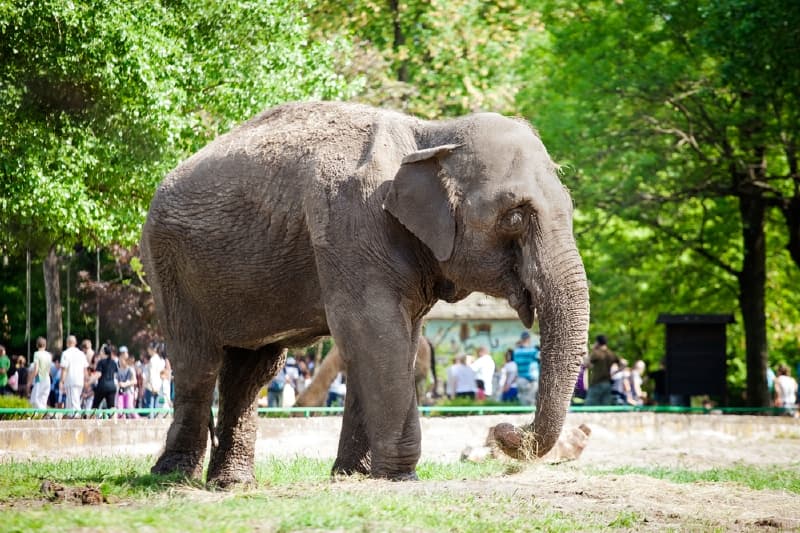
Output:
[145, 342, 165, 413]
[573, 362, 588, 403]
[60, 335, 89, 411]
[499, 349, 519, 402]
[452, 354, 477, 400]
[610, 359, 634, 405]
[29, 337, 53, 409]
[135, 350, 147, 408]
[49, 357, 64, 408]
[116, 352, 138, 418]
[630, 360, 647, 406]
[585, 335, 620, 406]
[774, 363, 798, 417]
[470, 346, 496, 398]
[158, 359, 172, 409]
[326, 371, 346, 407]
[513, 331, 540, 405]
[296, 358, 311, 396]
[0, 344, 11, 395]
[445, 356, 458, 399]
[13, 355, 29, 398]
[80, 339, 94, 366]
[92, 344, 119, 409]
[284, 353, 301, 402]
[267, 365, 287, 407]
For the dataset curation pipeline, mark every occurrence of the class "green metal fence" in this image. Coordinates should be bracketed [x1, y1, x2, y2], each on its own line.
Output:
[0, 404, 792, 420]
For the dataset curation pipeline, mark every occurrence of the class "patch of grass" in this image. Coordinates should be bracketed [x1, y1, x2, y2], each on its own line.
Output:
[596, 463, 800, 494]
[0, 456, 604, 532]
[1, 456, 509, 502]
[5, 486, 593, 533]
[0, 456, 191, 501]
[608, 510, 645, 528]
[417, 458, 508, 480]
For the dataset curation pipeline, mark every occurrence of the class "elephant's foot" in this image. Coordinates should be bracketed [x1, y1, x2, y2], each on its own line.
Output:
[151, 449, 205, 479]
[207, 446, 257, 489]
[371, 469, 419, 481]
[206, 469, 256, 490]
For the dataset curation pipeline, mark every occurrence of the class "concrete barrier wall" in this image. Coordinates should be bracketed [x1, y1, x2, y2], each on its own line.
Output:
[1, 413, 798, 461]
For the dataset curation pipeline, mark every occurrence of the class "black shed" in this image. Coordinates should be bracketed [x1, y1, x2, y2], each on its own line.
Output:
[656, 314, 735, 400]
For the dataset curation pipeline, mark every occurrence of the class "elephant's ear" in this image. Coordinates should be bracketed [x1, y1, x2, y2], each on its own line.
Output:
[383, 144, 461, 262]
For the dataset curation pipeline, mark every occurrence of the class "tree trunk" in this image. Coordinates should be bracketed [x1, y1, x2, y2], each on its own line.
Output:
[43, 245, 63, 356]
[782, 194, 800, 269]
[738, 194, 769, 407]
[388, 0, 408, 82]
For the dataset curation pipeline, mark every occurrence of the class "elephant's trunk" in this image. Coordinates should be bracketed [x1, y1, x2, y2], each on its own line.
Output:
[495, 226, 589, 460]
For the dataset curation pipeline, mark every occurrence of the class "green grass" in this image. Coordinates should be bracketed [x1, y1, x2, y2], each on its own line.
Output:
[9, 457, 793, 531]
[0, 456, 600, 532]
[597, 463, 800, 494]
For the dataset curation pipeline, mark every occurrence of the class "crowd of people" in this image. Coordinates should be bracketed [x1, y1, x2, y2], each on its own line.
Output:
[1, 332, 796, 416]
[263, 351, 317, 408]
[0, 337, 172, 414]
[438, 331, 798, 416]
[579, 334, 798, 415]
[444, 331, 541, 404]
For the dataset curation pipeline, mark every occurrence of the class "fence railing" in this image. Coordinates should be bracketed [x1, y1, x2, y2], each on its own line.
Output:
[0, 404, 793, 420]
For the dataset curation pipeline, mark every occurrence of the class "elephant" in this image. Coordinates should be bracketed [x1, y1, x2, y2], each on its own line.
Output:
[294, 337, 436, 409]
[141, 101, 589, 487]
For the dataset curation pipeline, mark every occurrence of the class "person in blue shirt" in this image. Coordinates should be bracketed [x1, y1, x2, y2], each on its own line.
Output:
[512, 331, 540, 405]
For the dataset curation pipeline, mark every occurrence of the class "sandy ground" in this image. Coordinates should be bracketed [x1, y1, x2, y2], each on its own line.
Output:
[293, 418, 800, 532]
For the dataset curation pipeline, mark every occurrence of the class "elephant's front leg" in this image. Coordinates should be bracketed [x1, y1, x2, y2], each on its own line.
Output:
[328, 319, 421, 480]
[207, 345, 285, 488]
[331, 381, 371, 476]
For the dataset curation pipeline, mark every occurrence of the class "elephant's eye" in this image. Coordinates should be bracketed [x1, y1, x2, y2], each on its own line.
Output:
[499, 208, 527, 235]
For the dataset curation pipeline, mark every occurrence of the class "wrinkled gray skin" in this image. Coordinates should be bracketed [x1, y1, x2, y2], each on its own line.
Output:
[142, 101, 589, 487]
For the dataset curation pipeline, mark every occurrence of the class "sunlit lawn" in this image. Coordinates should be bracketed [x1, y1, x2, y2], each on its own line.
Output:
[1, 456, 591, 532]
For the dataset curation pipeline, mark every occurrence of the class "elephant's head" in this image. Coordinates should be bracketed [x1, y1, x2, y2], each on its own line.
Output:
[384, 114, 590, 459]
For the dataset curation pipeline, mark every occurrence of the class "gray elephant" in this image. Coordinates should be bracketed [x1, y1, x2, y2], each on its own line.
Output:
[141, 101, 589, 487]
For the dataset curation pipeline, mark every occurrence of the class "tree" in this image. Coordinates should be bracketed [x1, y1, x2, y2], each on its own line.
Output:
[520, 0, 800, 405]
[0, 1, 356, 353]
[311, 0, 539, 117]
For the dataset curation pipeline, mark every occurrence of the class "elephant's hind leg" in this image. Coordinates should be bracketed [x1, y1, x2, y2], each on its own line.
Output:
[152, 335, 221, 479]
[207, 345, 285, 489]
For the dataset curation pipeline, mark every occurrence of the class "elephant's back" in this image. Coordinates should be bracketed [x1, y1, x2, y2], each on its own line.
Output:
[151, 101, 414, 215]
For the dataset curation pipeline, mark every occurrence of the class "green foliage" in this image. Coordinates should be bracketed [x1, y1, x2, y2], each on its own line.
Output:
[0, 0, 357, 255]
[0, 394, 32, 409]
[311, 0, 540, 117]
[519, 0, 800, 386]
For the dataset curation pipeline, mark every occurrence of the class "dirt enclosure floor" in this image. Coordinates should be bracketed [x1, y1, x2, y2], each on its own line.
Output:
[470, 414, 800, 531]
[320, 413, 800, 532]
[4, 412, 800, 531]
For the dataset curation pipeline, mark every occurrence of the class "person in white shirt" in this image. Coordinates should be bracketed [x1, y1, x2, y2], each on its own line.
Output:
[326, 371, 346, 407]
[453, 354, 478, 399]
[146, 342, 166, 411]
[60, 335, 88, 411]
[30, 336, 53, 409]
[470, 346, 496, 397]
[775, 363, 798, 416]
